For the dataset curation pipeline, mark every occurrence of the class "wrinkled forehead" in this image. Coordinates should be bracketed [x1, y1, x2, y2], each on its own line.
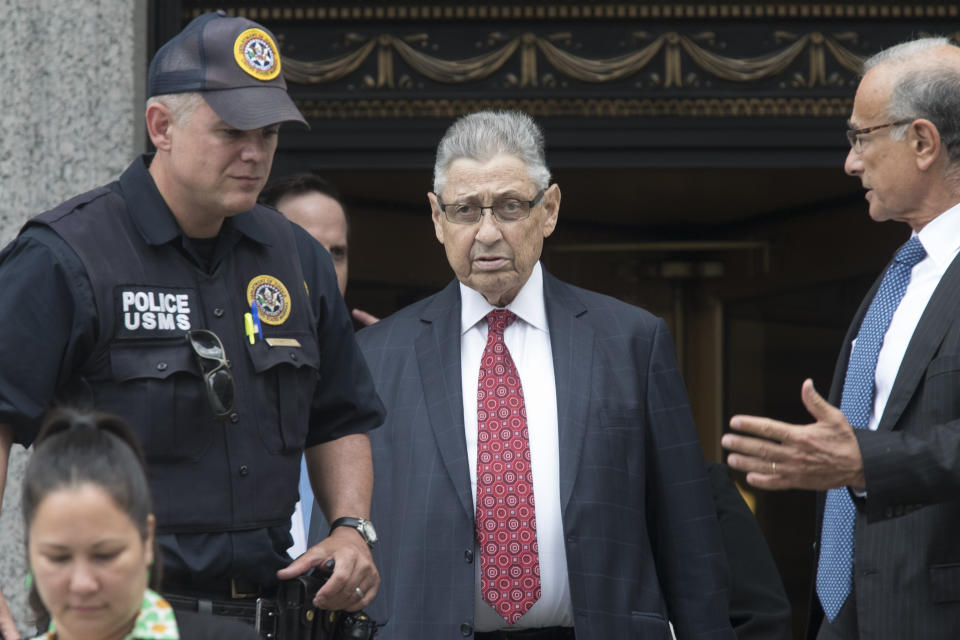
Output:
[851, 66, 897, 125]
[441, 155, 536, 198]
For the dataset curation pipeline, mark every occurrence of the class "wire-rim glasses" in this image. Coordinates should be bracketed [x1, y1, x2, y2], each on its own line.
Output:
[846, 119, 913, 153]
[186, 329, 235, 420]
[435, 190, 546, 224]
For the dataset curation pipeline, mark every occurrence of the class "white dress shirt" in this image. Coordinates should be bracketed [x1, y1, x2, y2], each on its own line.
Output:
[460, 262, 574, 630]
[868, 203, 960, 430]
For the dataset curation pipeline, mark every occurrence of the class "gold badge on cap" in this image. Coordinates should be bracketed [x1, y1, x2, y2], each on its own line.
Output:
[247, 275, 291, 325]
[233, 28, 281, 81]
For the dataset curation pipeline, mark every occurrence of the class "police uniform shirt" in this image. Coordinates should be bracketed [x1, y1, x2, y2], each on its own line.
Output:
[0, 155, 384, 586]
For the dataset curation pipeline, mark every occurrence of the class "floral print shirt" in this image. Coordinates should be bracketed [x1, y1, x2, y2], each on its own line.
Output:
[30, 589, 179, 639]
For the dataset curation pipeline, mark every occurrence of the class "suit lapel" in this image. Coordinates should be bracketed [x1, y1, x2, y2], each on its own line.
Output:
[543, 272, 593, 512]
[877, 252, 960, 431]
[414, 280, 474, 519]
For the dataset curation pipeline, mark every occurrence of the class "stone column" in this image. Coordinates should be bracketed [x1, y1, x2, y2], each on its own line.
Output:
[0, 1, 146, 634]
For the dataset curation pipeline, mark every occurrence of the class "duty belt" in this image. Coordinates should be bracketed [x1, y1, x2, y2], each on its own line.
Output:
[163, 591, 279, 638]
[163, 575, 379, 640]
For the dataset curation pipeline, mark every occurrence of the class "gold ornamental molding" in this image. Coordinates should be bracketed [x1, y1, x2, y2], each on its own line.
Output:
[294, 97, 853, 119]
[283, 31, 868, 90]
[190, 5, 960, 21]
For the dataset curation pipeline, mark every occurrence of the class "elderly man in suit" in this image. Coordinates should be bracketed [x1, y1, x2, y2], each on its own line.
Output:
[355, 110, 734, 639]
[723, 37, 960, 639]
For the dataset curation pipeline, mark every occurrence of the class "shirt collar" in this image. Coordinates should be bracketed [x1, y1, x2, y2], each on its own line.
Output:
[460, 262, 548, 334]
[130, 589, 180, 639]
[118, 155, 273, 247]
[915, 201, 960, 269]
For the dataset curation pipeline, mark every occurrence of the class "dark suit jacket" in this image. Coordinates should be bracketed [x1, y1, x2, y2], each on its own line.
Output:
[357, 271, 733, 639]
[707, 463, 792, 640]
[807, 250, 960, 639]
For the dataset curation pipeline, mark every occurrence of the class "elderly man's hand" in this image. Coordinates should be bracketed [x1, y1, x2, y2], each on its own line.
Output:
[0, 587, 20, 640]
[351, 309, 380, 327]
[722, 379, 866, 491]
[277, 526, 379, 612]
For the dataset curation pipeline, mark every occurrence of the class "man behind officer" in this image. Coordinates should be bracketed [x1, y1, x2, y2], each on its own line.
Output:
[0, 11, 383, 639]
[260, 173, 379, 327]
[260, 174, 379, 558]
[723, 37, 960, 639]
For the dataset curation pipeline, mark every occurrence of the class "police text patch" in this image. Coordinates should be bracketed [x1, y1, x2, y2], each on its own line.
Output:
[115, 286, 195, 339]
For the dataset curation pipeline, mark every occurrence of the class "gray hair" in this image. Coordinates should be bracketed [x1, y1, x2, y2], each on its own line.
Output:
[146, 91, 205, 126]
[433, 111, 551, 195]
[864, 38, 960, 167]
[862, 37, 950, 73]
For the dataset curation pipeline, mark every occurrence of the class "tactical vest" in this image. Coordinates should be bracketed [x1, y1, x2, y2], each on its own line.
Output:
[31, 183, 321, 534]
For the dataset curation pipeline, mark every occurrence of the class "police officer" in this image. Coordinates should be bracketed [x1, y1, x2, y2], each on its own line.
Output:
[0, 11, 384, 639]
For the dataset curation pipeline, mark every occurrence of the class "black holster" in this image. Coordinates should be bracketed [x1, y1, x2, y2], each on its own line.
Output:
[272, 574, 379, 640]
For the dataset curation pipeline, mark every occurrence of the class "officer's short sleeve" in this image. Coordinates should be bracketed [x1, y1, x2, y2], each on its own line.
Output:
[292, 224, 384, 447]
[0, 226, 98, 444]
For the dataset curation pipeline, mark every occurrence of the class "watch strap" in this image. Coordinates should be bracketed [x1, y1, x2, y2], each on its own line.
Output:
[329, 517, 375, 547]
[330, 516, 363, 533]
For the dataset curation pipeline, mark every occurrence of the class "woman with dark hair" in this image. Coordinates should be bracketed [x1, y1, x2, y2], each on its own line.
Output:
[22, 408, 259, 640]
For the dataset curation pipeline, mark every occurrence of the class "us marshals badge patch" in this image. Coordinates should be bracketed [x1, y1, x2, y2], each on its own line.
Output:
[247, 275, 291, 325]
[234, 28, 281, 81]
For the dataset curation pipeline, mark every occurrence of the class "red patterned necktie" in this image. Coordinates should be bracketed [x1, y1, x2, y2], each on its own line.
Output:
[476, 309, 541, 625]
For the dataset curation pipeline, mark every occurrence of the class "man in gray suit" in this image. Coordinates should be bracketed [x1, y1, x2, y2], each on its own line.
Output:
[723, 38, 960, 639]
[355, 110, 733, 639]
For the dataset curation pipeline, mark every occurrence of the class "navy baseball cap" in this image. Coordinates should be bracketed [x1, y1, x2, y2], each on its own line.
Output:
[148, 11, 307, 130]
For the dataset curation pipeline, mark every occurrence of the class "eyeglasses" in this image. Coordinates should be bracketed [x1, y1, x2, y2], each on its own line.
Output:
[435, 190, 545, 224]
[186, 330, 235, 419]
[846, 119, 913, 153]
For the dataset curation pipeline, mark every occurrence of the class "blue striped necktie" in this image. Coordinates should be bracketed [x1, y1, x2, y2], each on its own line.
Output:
[816, 235, 926, 621]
